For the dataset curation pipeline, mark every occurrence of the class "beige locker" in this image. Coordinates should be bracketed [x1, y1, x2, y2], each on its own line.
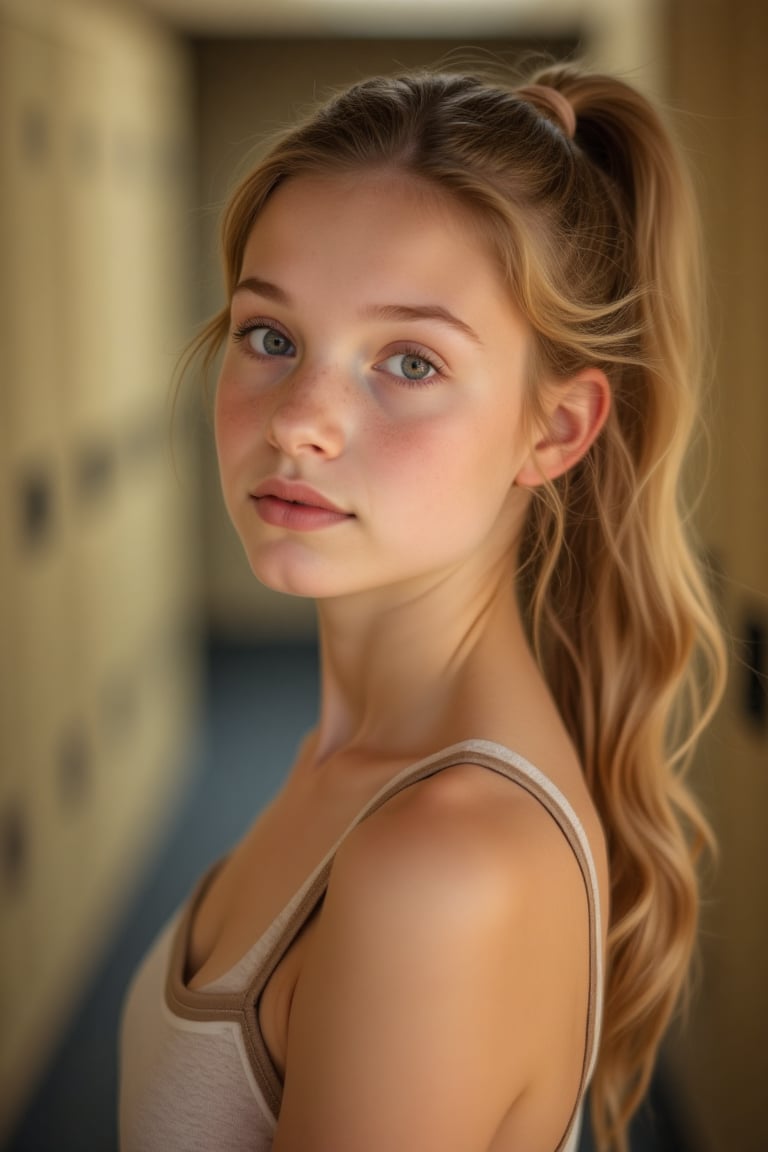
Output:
[0, 19, 60, 456]
[1, 0, 199, 1132]
[54, 24, 111, 435]
[103, 47, 163, 420]
[0, 4, 90, 944]
[0, 451, 89, 1138]
[0, 770, 39, 1139]
[53, 16, 135, 852]
[0, 363, 36, 1137]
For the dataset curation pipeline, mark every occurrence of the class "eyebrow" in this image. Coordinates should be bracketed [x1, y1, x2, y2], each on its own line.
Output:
[233, 277, 483, 347]
[361, 303, 483, 347]
[234, 276, 291, 305]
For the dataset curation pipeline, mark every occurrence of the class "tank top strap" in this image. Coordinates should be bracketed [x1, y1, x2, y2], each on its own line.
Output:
[242, 739, 604, 1130]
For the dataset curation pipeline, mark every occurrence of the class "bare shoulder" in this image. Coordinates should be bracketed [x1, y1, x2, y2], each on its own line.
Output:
[273, 761, 599, 1152]
[334, 759, 600, 927]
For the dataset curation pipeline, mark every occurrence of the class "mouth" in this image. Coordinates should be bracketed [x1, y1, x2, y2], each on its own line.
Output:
[251, 478, 350, 515]
[250, 477, 353, 530]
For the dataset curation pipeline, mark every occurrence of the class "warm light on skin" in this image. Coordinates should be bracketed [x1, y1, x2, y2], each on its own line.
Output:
[232, 276, 486, 349]
[214, 171, 603, 606]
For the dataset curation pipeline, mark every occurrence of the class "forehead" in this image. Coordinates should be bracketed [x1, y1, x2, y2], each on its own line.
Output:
[240, 170, 503, 293]
[255, 167, 480, 231]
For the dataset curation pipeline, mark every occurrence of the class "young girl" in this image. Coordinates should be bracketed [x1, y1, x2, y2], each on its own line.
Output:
[120, 61, 726, 1152]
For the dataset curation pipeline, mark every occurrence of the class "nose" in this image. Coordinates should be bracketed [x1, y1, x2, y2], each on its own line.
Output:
[266, 363, 349, 459]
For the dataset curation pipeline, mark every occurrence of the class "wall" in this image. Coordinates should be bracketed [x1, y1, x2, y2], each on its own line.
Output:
[663, 3, 768, 1149]
[0, 0, 200, 1136]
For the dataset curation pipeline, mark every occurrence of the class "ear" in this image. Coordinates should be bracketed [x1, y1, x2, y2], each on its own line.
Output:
[515, 368, 611, 487]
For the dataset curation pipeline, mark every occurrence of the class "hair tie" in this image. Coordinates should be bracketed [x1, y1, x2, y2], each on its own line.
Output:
[518, 84, 576, 141]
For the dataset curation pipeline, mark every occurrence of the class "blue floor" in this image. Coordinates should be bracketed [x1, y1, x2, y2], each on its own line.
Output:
[6, 641, 697, 1151]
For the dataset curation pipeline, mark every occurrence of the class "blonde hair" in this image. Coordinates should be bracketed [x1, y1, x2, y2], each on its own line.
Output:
[188, 62, 727, 1151]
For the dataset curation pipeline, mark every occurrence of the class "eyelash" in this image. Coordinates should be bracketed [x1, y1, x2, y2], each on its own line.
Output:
[231, 317, 294, 355]
[230, 318, 446, 386]
[381, 344, 445, 387]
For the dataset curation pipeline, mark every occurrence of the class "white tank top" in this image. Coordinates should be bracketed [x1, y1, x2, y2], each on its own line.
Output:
[119, 739, 604, 1152]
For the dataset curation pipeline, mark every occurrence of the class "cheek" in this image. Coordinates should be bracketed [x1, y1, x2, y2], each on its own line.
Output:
[362, 412, 451, 489]
[214, 371, 263, 472]
[369, 404, 518, 500]
[363, 420, 479, 542]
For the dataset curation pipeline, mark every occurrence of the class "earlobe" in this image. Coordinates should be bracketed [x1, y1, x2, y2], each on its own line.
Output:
[515, 368, 611, 488]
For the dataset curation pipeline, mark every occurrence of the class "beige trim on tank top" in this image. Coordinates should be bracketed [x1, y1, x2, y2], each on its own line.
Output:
[165, 739, 604, 1152]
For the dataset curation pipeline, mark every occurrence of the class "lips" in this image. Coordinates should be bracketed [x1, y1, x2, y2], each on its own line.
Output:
[249, 477, 353, 532]
[251, 477, 349, 514]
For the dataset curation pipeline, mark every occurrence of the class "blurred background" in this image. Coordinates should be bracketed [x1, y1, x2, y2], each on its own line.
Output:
[0, 0, 765, 1149]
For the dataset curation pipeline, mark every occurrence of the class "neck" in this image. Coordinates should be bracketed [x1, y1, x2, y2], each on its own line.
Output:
[307, 549, 537, 768]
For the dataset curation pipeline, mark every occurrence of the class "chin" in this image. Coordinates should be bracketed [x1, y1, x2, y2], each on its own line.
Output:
[246, 550, 351, 600]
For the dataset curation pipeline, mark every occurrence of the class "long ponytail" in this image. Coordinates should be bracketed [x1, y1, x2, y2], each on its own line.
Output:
[517, 63, 727, 1149]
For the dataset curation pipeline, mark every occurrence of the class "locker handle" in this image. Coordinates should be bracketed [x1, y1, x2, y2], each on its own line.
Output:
[18, 465, 54, 549]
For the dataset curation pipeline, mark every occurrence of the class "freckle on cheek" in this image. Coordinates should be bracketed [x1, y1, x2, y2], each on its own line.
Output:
[377, 419, 425, 453]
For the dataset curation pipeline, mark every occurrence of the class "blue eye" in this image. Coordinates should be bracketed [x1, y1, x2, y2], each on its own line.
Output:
[378, 351, 439, 383]
[250, 326, 295, 356]
[233, 322, 296, 357]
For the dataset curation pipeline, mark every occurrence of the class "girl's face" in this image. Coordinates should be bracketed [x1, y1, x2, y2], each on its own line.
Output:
[215, 171, 537, 601]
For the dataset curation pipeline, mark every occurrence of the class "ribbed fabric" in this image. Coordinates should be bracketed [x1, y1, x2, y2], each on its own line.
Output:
[119, 740, 603, 1152]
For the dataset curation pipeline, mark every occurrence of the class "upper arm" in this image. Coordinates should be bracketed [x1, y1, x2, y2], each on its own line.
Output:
[272, 766, 590, 1152]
